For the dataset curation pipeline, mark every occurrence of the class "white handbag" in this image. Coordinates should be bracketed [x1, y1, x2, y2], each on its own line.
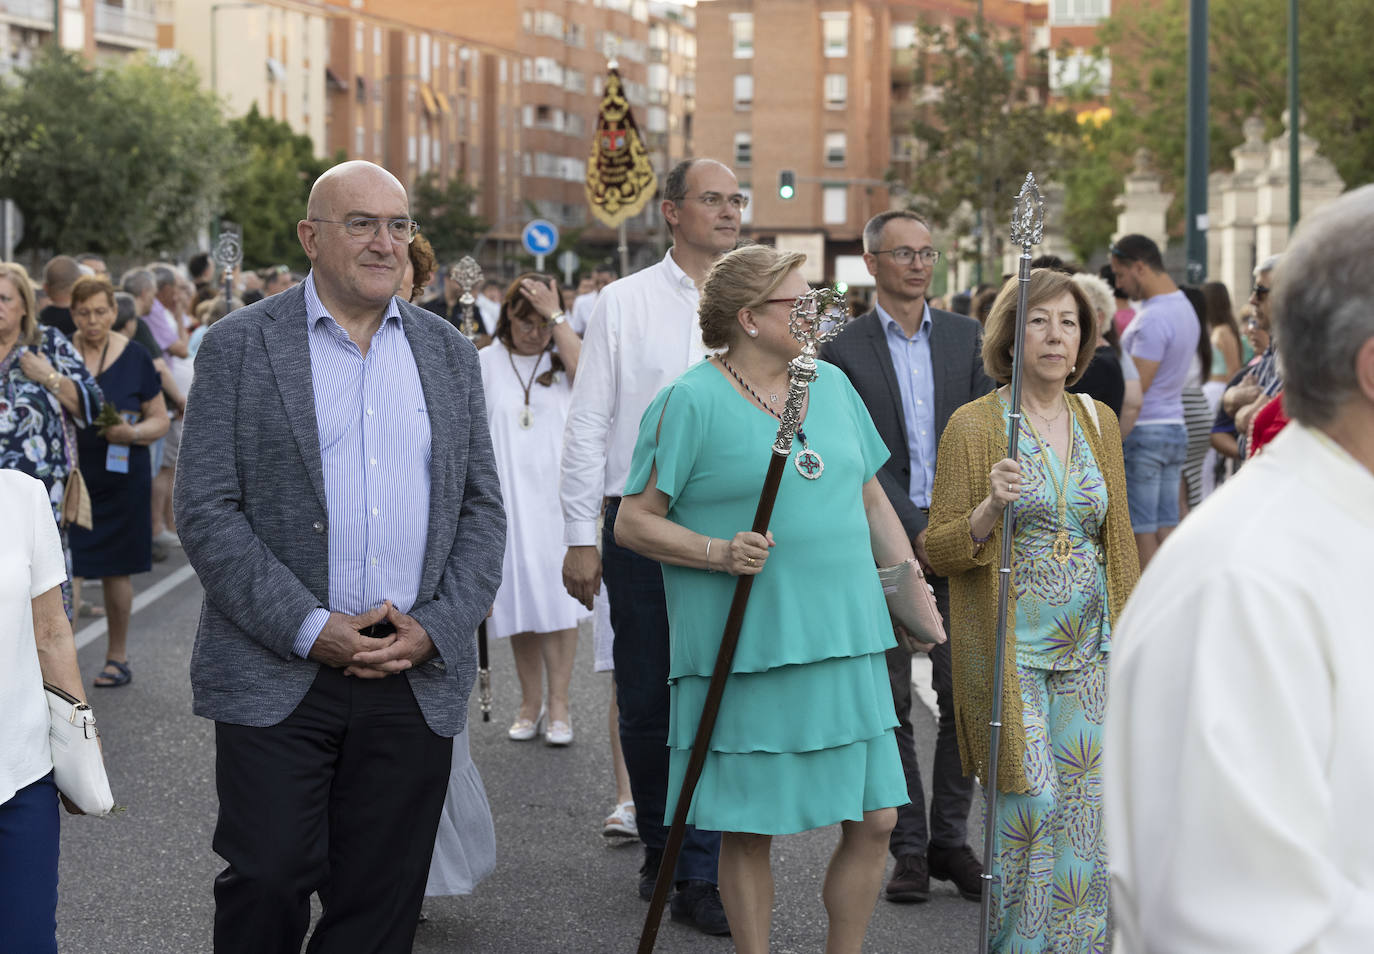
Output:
[45, 683, 115, 816]
[876, 559, 948, 649]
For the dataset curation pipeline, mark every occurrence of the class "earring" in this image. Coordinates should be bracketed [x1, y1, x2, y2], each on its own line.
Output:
[748, 328, 758, 337]
[1071, 365, 1077, 373]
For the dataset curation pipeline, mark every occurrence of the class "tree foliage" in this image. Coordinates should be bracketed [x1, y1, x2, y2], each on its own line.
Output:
[221, 105, 339, 270]
[0, 48, 232, 257]
[1058, 0, 1373, 253]
[411, 171, 486, 265]
[899, 18, 1078, 273]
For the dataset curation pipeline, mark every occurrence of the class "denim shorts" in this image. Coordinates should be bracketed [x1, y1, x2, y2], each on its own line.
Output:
[1123, 423, 1188, 534]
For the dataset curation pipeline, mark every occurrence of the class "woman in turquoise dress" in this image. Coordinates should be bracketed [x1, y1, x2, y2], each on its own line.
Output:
[615, 245, 916, 954]
[928, 269, 1139, 953]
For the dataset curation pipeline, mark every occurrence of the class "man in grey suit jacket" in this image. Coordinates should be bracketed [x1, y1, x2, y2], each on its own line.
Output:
[174, 161, 504, 954]
[822, 210, 994, 905]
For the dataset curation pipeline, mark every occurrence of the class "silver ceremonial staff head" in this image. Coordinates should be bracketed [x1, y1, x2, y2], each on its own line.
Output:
[1011, 172, 1045, 250]
[450, 255, 483, 305]
[787, 286, 851, 351]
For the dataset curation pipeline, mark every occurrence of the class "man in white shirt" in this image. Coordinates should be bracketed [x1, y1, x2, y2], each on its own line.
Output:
[569, 264, 617, 336]
[1106, 184, 1374, 953]
[560, 157, 745, 935]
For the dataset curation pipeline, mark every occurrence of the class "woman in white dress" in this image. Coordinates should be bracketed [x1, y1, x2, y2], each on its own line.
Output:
[479, 273, 587, 745]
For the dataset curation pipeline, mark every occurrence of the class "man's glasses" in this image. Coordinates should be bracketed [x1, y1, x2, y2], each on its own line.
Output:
[872, 246, 940, 267]
[1251, 284, 1270, 300]
[309, 216, 419, 244]
[681, 192, 750, 211]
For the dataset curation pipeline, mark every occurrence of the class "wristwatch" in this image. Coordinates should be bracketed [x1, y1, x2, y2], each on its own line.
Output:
[547, 310, 566, 327]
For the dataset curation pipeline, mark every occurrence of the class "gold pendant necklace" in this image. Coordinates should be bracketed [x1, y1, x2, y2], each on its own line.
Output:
[1023, 401, 1074, 565]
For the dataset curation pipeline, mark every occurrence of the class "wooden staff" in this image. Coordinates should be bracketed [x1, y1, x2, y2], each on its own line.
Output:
[977, 172, 1045, 954]
[638, 288, 850, 954]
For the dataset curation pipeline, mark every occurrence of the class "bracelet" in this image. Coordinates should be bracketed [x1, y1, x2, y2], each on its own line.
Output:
[970, 525, 993, 545]
[44, 371, 60, 391]
[705, 537, 715, 572]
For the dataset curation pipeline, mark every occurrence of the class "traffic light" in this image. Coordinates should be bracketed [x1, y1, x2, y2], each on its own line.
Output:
[778, 169, 796, 200]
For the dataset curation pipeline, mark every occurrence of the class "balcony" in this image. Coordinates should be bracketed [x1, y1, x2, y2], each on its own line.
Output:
[1, 0, 55, 27]
[94, 1, 157, 47]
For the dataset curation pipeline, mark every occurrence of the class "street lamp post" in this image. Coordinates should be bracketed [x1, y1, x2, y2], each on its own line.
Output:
[1288, 0, 1299, 232]
[1184, 0, 1209, 283]
[210, 2, 260, 98]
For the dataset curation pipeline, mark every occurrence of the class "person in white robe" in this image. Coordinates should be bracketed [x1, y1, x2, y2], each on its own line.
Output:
[1106, 184, 1374, 954]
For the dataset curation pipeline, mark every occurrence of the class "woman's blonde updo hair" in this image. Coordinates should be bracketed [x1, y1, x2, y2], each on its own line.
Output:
[698, 245, 807, 350]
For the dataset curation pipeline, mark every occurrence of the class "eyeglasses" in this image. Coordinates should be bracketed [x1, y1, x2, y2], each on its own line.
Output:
[681, 192, 750, 211]
[1251, 284, 1270, 300]
[872, 246, 940, 267]
[309, 216, 419, 244]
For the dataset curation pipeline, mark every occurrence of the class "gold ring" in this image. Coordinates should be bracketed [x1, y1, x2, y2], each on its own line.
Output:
[747, 557, 756, 567]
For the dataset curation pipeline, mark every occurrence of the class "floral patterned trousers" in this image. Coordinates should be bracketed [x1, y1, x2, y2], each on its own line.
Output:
[990, 657, 1109, 954]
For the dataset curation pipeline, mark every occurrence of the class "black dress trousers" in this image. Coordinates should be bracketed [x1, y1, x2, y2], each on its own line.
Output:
[212, 666, 453, 954]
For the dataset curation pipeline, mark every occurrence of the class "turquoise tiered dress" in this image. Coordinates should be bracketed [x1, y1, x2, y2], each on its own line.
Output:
[624, 359, 908, 836]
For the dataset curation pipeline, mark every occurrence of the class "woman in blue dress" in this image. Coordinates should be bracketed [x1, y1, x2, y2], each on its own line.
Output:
[615, 246, 918, 953]
[67, 276, 169, 688]
[0, 263, 103, 616]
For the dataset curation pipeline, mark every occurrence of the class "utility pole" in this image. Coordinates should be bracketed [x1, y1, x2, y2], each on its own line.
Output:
[1184, 0, 1208, 283]
[1288, 0, 1300, 232]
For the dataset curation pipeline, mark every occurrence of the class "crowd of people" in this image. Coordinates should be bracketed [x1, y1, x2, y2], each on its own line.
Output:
[1, 154, 1369, 954]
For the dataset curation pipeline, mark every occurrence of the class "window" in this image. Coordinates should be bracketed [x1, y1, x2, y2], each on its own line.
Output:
[891, 23, 916, 50]
[648, 62, 669, 93]
[566, 23, 585, 47]
[824, 73, 846, 109]
[734, 74, 753, 109]
[373, 27, 381, 56]
[1049, 48, 1112, 95]
[734, 131, 752, 166]
[739, 186, 753, 225]
[824, 132, 846, 165]
[354, 125, 364, 155]
[822, 13, 849, 57]
[565, 69, 586, 93]
[647, 106, 667, 133]
[823, 185, 847, 225]
[1050, 0, 1111, 25]
[731, 13, 753, 59]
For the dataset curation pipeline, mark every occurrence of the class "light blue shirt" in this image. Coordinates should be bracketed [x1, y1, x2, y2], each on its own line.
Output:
[877, 300, 937, 509]
[292, 273, 432, 658]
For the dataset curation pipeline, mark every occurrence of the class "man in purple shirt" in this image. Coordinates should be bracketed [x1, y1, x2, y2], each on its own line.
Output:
[1111, 234, 1200, 568]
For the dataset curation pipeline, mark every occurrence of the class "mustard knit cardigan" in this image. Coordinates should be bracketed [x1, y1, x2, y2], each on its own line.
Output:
[926, 391, 1140, 794]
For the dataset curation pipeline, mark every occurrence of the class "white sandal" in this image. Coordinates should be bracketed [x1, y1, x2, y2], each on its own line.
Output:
[508, 708, 545, 741]
[603, 800, 638, 840]
[544, 718, 574, 747]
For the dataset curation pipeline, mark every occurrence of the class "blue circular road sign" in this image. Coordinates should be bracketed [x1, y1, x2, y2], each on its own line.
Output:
[522, 219, 560, 257]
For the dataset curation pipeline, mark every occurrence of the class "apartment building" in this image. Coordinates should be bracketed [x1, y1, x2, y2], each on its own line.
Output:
[695, 0, 893, 279]
[1, 0, 162, 75]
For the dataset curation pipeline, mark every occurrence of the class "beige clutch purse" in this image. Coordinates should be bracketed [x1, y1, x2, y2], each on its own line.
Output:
[876, 559, 947, 650]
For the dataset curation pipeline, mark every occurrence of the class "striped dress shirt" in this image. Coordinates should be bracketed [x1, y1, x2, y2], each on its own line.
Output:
[292, 273, 432, 658]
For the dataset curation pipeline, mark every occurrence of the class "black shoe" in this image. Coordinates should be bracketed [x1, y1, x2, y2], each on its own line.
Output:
[638, 848, 663, 902]
[928, 843, 984, 902]
[669, 880, 731, 936]
[885, 854, 930, 903]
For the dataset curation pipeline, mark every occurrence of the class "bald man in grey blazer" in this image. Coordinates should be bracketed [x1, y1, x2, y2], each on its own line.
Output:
[821, 210, 994, 905]
[174, 161, 504, 954]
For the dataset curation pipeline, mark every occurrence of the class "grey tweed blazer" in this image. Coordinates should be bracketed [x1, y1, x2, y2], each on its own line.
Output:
[821, 307, 994, 541]
[172, 283, 505, 736]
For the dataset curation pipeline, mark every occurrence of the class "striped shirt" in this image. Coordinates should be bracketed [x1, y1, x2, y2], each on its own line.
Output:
[292, 273, 432, 658]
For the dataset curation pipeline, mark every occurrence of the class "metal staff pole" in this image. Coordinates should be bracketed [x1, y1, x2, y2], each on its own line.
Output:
[637, 288, 850, 954]
[977, 172, 1045, 954]
[449, 254, 492, 721]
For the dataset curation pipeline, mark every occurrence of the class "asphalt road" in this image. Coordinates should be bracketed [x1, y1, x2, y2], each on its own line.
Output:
[57, 553, 984, 953]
